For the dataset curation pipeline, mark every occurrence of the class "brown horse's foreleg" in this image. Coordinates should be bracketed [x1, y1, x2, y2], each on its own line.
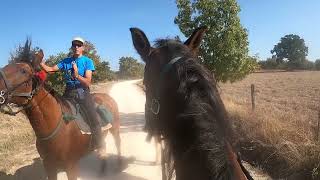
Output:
[66, 163, 79, 180]
[43, 159, 57, 180]
[112, 129, 121, 159]
[99, 130, 109, 175]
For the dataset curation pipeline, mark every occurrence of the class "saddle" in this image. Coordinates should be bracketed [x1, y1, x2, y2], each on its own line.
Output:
[62, 98, 113, 134]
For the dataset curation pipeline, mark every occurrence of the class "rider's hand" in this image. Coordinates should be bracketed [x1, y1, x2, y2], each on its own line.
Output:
[72, 61, 79, 79]
[35, 50, 45, 63]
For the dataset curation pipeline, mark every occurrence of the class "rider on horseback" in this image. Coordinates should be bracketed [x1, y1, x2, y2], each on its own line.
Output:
[39, 37, 111, 152]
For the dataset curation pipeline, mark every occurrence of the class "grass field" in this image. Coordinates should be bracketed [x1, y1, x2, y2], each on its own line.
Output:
[219, 71, 320, 179]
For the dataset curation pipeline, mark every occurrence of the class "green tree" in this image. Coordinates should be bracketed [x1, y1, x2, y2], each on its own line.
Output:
[258, 57, 279, 69]
[301, 60, 314, 70]
[44, 53, 68, 95]
[271, 34, 308, 69]
[175, 0, 256, 82]
[78, 41, 115, 82]
[118, 57, 144, 79]
[315, 59, 320, 70]
[95, 61, 116, 81]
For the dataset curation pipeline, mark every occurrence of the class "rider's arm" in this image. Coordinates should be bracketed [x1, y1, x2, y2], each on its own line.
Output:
[76, 70, 92, 88]
[40, 62, 59, 73]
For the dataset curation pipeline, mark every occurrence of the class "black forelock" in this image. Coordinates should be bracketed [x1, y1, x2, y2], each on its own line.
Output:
[154, 38, 192, 58]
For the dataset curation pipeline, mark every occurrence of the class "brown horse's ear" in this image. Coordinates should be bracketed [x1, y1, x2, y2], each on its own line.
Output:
[32, 49, 44, 71]
[130, 27, 152, 61]
[184, 26, 207, 53]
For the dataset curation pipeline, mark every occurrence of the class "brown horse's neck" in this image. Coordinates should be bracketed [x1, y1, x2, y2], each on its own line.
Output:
[25, 86, 62, 139]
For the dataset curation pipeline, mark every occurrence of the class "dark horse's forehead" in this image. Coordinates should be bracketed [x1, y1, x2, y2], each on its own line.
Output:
[153, 39, 190, 58]
[154, 39, 183, 49]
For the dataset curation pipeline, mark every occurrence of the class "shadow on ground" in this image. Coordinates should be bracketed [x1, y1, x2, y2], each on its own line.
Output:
[0, 154, 147, 180]
[119, 112, 145, 133]
[79, 153, 147, 180]
[0, 158, 46, 180]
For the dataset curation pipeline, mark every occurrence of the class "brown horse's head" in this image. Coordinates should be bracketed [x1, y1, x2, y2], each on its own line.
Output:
[0, 41, 44, 108]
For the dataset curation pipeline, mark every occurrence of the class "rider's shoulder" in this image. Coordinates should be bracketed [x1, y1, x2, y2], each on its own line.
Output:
[60, 57, 73, 63]
[81, 56, 93, 62]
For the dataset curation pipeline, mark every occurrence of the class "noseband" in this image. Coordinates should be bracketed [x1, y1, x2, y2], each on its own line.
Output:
[147, 56, 184, 116]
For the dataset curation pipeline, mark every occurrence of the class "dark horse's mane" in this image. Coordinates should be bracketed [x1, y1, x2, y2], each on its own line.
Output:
[153, 39, 236, 179]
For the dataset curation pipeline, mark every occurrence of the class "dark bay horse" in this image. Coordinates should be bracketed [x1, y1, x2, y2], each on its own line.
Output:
[130, 27, 253, 180]
[0, 46, 121, 180]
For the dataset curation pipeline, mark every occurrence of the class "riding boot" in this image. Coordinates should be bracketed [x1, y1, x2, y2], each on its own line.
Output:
[91, 127, 105, 148]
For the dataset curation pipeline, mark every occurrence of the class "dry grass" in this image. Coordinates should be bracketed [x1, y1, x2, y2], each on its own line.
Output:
[219, 71, 320, 179]
[0, 113, 37, 174]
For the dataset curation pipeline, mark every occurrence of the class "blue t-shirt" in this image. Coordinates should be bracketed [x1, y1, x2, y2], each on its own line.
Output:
[57, 55, 95, 88]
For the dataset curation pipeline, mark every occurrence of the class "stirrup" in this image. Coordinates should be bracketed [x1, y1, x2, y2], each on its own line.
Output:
[97, 147, 107, 158]
[105, 123, 112, 129]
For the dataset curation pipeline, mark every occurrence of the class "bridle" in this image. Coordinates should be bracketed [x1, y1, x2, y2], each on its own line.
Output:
[146, 56, 184, 116]
[0, 64, 41, 115]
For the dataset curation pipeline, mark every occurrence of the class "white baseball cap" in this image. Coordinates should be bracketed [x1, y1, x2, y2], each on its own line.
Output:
[72, 37, 85, 44]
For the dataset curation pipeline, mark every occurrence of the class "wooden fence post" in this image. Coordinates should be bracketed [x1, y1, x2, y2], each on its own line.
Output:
[317, 110, 320, 142]
[251, 84, 255, 111]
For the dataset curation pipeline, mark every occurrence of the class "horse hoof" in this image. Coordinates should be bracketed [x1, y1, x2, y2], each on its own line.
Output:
[99, 161, 107, 176]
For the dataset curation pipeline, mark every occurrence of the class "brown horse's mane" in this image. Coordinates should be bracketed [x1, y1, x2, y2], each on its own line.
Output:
[42, 83, 71, 109]
[13, 40, 70, 109]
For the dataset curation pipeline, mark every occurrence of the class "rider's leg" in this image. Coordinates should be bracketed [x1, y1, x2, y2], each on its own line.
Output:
[81, 90, 105, 149]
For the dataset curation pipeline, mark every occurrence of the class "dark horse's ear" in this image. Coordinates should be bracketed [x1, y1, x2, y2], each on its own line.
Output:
[184, 26, 207, 53]
[130, 27, 152, 61]
[32, 49, 44, 71]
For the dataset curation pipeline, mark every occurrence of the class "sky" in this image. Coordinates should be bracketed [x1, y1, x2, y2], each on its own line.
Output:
[0, 0, 319, 70]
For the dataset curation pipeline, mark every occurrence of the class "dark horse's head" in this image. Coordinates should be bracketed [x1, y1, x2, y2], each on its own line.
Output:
[0, 41, 45, 114]
[130, 27, 252, 180]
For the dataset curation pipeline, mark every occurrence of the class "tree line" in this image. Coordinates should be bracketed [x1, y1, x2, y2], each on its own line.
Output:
[258, 34, 320, 70]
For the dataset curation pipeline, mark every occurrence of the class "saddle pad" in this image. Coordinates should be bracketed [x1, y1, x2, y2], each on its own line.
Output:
[63, 100, 113, 134]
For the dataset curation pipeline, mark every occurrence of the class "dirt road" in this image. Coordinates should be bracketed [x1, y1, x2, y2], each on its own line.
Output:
[73, 80, 270, 180]
[56, 80, 161, 180]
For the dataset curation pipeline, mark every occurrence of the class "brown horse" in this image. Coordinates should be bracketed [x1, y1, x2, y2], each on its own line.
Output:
[0, 44, 121, 180]
[130, 27, 253, 180]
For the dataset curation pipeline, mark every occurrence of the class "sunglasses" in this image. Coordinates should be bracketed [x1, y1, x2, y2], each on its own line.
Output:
[72, 43, 83, 48]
